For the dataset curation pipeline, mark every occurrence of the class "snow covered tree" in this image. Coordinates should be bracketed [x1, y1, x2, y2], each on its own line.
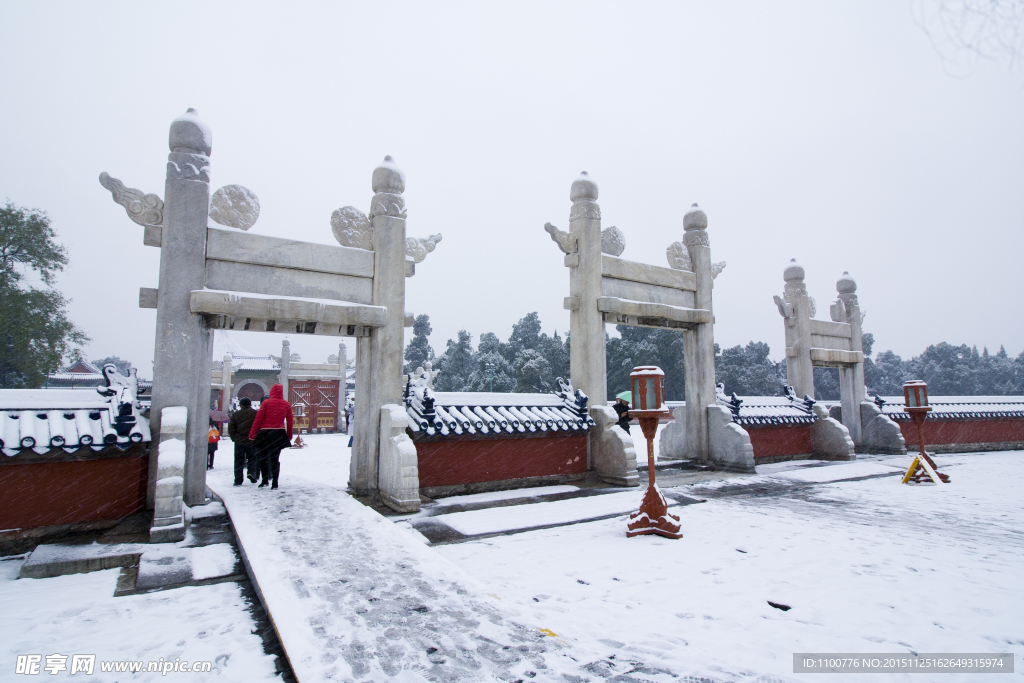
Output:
[0, 201, 88, 388]
[466, 351, 515, 392]
[715, 341, 786, 397]
[513, 348, 552, 393]
[606, 326, 686, 401]
[403, 314, 434, 374]
[433, 330, 475, 391]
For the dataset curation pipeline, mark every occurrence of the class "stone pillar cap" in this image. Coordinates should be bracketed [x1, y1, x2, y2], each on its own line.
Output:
[169, 108, 212, 155]
[784, 258, 805, 282]
[836, 271, 857, 293]
[570, 171, 598, 201]
[683, 203, 707, 231]
[372, 155, 405, 194]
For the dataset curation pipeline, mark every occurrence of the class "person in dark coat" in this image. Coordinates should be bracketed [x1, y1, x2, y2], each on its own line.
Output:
[613, 397, 631, 433]
[248, 384, 294, 490]
[228, 397, 258, 486]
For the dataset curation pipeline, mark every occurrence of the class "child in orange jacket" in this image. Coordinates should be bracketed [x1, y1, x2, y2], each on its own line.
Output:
[207, 421, 220, 470]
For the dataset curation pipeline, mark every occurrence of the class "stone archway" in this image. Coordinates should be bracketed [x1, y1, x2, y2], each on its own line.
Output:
[235, 379, 269, 403]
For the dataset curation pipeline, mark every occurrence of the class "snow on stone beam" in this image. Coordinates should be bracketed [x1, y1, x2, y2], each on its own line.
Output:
[596, 296, 711, 330]
[190, 289, 387, 336]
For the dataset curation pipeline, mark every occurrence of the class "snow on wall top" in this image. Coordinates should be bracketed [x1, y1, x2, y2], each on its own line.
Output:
[0, 376, 151, 457]
[877, 396, 1024, 420]
[405, 378, 595, 438]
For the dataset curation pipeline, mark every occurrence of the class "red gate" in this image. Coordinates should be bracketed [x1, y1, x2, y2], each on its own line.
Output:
[289, 380, 341, 432]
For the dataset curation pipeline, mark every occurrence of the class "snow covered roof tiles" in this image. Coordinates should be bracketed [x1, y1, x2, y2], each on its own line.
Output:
[0, 385, 151, 457]
[405, 381, 595, 438]
[877, 396, 1024, 421]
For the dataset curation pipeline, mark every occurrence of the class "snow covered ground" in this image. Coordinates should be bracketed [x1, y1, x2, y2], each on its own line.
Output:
[436, 451, 1024, 682]
[0, 560, 278, 681]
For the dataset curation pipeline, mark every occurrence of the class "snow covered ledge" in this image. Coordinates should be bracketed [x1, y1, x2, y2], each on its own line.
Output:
[589, 405, 639, 486]
[707, 404, 755, 472]
[378, 404, 420, 513]
[150, 407, 188, 543]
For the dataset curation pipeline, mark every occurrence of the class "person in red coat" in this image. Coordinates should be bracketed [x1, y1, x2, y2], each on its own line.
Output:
[248, 383, 294, 489]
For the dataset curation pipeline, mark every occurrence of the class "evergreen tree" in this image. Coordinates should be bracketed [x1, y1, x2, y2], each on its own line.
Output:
[0, 201, 89, 388]
[403, 314, 434, 374]
[433, 330, 475, 391]
[715, 341, 786, 396]
[606, 326, 686, 400]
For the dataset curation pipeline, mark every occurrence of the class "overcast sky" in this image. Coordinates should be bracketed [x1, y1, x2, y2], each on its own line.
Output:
[1, 1, 1021, 375]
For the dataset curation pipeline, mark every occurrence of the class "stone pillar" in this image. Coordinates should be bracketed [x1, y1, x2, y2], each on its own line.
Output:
[280, 338, 291, 399]
[682, 204, 716, 462]
[350, 335, 372, 493]
[782, 259, 815, 399]
[221, 353, 232, 411]
[568, 172, 606, 407]
[351, 156, 408, 497]
[149, 109, 213, 507]
[837, 271, 865, 445]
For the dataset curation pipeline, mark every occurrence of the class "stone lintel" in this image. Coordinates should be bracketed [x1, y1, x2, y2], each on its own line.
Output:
[596, 296, 710, 329]
[206, 226, 374, 278]
[809, 348, 864, 366]
[190, 290, 387, 337]
[809, 318, 852, 339]
[205, 259, 373, 305]
[563, 296, 580, 311]
[564, 253, 580, 267]
[405, 259, 415, 278]
[602, 255, 696, 291]
[139, 287, 158, 309]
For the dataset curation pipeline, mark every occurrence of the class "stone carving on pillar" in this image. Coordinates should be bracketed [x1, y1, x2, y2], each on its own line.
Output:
[666, 242, 692, 271]
[209, 185, 260, 230]
[369, 155, 407, 219]
[406, 233, 443, 263]
[98, 172, 164, 227]
[570, 172, 601, 221]
[774, 295, 795, 319]
[600, 226, 625, 256]
[330, 206, 372, 250]
[543, 222, 577, 254]
[682, 204, 710, 249]
[711, 261, 726, 280]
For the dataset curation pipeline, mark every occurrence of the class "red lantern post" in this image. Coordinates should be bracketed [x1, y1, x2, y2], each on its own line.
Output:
[626, 366, 682, 539]
[900, 380, 949, 484]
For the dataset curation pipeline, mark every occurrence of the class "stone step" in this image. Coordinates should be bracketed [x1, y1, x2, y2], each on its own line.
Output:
[18, 542, 145, 579]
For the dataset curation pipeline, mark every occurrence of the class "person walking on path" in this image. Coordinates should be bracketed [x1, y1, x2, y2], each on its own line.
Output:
[248, 383, 294, 490]
[228, 397, 258, 486]
[207, 421, 220, 469]
[345, 398, 355, 447]
[613, 392, 632, 434]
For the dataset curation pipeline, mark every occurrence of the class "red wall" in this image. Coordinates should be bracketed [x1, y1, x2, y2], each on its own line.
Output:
[899, 418, 1024, 448]
[0, 455, 149, 531]
[746, 425, 813, 460]
[416, 435, 587, 488]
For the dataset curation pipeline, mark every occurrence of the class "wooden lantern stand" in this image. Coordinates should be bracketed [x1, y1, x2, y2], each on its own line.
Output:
[901, 380, 949, 485]
[626, 366, 682, 539]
